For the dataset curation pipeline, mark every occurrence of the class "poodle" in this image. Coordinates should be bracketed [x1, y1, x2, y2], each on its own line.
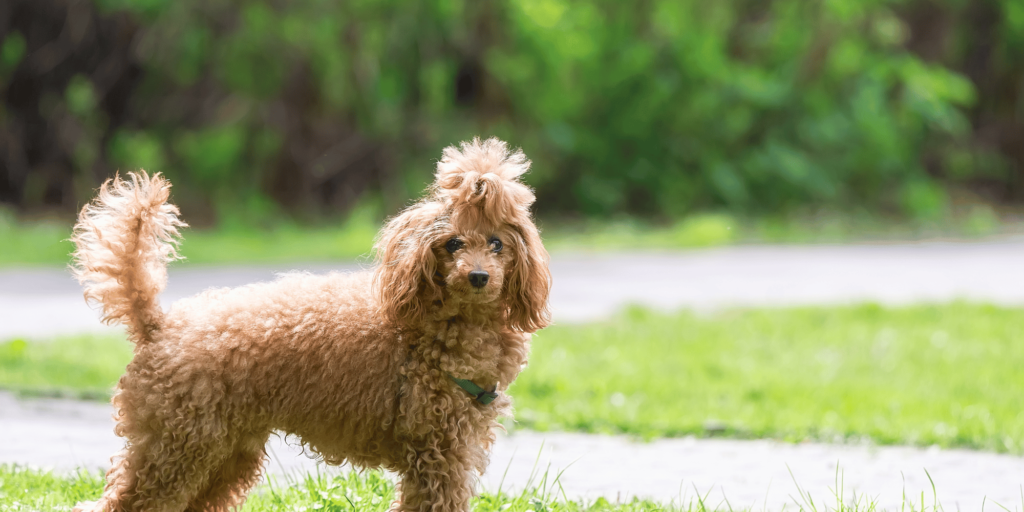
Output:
[69, 137, 551, 512]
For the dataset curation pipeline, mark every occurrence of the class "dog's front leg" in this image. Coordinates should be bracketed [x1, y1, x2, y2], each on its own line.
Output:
[393, 437, 477, 512]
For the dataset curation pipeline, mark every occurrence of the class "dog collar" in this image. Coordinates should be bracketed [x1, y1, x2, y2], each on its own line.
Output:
[447, 373, 499, 405]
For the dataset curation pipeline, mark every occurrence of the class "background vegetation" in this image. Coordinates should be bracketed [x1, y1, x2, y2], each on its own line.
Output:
[1, 0, 1022, 228]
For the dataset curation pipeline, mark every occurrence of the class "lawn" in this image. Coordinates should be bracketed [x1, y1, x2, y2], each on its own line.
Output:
[0, 208, 1016, 267]
[0, 335, 133, 400]
[513, 303, 1024, 452]
[3, 303, 1023, 452]
[0, 464, 954, 512]
[0, 212, 380, 268]
[0, 464, 688, 512]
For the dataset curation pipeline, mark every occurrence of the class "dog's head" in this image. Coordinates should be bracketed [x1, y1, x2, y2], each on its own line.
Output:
[373, 138, 551, 332]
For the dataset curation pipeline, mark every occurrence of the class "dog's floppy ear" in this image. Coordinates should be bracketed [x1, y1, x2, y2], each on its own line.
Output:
[373, 203, 444, 326]
[505, 222, 552, 333]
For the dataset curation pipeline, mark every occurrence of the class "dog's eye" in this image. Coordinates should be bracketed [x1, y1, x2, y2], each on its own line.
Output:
[489, 237, 503, 253]
[445, 238, 463, 254]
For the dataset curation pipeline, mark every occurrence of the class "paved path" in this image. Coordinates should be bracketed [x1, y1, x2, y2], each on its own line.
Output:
[5, 239, 1024, 339]
[4, 392, 1023, 510]
[4, 241, 1024, 510]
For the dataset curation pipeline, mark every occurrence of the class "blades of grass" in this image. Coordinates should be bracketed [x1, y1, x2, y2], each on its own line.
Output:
[672, 478, 688, 512]
[901, 471, 908, 512]
[556, 479, 569, 505]
[923, 468, 940, 512]
[692, 483, 710, 512]
[721, 488, 735, 512]
[991, 500, 1012, 512]
[832, 461, 843, 512]
[497, 445, 518, 498]
[548, 457, 578, 505]
[759, 479, 773, 512]
[786, 464, 817, 512]
[535, 462, 551, 500]
[266, 434, 290, 479]
[524, 440, 547, 492]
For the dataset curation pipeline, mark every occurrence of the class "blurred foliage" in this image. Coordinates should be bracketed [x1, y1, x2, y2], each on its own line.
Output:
[0, 0, 1021, 224]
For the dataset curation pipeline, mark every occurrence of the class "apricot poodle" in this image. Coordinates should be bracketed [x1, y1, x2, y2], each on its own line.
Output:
[70, 138, 551, 512]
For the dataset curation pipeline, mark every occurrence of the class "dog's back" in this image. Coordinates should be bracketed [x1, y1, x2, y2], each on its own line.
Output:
[127, 270, 408, 466]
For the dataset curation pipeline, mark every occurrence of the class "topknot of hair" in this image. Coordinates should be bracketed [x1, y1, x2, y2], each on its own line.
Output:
[433, 138, 536, 226]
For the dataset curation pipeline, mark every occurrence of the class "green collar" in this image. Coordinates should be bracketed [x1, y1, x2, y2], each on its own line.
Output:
[447, 373, 499, 405]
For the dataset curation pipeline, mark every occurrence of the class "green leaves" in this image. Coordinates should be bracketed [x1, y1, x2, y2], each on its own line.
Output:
[91, 0, 989, 221]
[0, 32, 26, 78]
[216, 4, 289, 98]
[174, 126, 247, 187]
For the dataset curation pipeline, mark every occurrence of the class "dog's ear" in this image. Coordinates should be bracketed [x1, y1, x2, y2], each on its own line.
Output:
[505, 222, 552, 333]
[373, 203, 444, 327]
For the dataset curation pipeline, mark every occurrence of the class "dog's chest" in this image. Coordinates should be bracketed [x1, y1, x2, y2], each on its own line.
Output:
[416, 322, 505, 385]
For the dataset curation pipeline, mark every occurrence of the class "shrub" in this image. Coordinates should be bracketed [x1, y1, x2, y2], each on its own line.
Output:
[1, 0, 1019, 222]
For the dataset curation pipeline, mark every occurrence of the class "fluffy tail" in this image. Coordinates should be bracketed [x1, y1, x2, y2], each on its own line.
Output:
[71, 171, 185, 343]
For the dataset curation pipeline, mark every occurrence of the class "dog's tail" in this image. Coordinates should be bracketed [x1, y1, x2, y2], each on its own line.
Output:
[71, 171, 185, 343]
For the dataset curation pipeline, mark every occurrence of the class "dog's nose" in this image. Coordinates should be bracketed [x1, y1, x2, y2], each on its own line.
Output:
[468, 270, 489, 288]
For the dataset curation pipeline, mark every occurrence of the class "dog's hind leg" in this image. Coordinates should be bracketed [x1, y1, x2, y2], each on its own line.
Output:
[93, 429, 236, 512]
[83, 390, 240, 511]
[185, 435, 269, 512]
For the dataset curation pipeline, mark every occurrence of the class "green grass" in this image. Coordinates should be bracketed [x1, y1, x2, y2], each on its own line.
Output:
[0, 466, 104, 511]
[0, 464, 687, 512]
[0, 220, 75, 267]
[0, 464, 959, 512]
[3, 207, 1021, 267]
[541, 206, 1016, 252]
[4, 303, 1024, 453]
[0, 335, 132, 400]
[0, 210, 379, 268]
[512, 303, 1024, 452]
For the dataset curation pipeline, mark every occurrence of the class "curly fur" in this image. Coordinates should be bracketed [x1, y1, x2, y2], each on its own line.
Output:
[71, 171, 186, 341]
[70, 138, 551, 512]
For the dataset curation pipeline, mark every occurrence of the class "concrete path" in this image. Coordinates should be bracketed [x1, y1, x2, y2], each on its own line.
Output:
[5, 239, 1024, 339]
[3, 392, 1023, 511]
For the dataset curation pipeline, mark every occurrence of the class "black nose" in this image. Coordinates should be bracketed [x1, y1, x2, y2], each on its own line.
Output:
[468, 270, 489, 288]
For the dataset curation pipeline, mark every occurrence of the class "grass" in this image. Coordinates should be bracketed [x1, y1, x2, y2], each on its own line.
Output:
[2, 206, 1021, 267]
[4, 303, 1024, 453]
[0, 463, 968, 512]
[513, 303, 1024, 450]
[541, 205, 1018, 253]
[0, 464, 688, 512]
[0, 335, 132, 400]
[0, 220, 75, 268]
[512, 303, 1024, 451]
[0, 208, 379, 268]
[0, 466, 102, 512]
